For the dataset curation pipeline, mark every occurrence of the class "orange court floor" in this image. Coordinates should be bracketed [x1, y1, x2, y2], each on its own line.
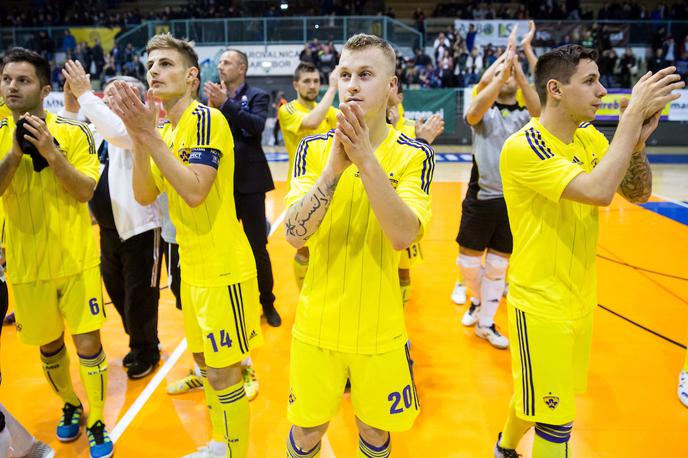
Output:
[1, 163, 687, 458]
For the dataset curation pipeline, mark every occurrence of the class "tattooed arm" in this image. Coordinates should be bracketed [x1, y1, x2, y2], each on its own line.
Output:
[617, 146, 652, 203]
[284, 168, 340, 249]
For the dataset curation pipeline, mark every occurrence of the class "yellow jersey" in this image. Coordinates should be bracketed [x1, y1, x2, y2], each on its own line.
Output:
[0, 98, 11, 121]
[500, 119, 608, 320]
[285, 127, 434, 354]
[277, 99, 337, 178]
[0, 113, 99, 284]
[394, 103, 416, 138]
[152, 100, 256, 287]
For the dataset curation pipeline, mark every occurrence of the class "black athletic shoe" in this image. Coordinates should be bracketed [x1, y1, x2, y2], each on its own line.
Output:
[127, 353, 160, 380]
[122, 351, 136, 368]
[263, 305, 282, 327]
[494, 432, 521, 458]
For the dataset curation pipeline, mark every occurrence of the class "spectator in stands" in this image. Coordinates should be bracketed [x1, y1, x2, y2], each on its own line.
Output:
[619, 47, 637, 88]
[36, 31, 54, 60]
[420, 62, 441, 88]
[438, 54, 455, 87]
[123, 54, 145, 80]
[466, 47, 483, 85]
[299, 45, 318, 66]
[648, 48, 668, 74]
[581, 29, 595, 49]
[664, 35, 677, 64]
[75, 42, 92, 74]
[434, 32, 451, 59]
[62, 30, 77, 53]
[413, 8, 425, 34]
[318, 42, 338, 82]
[652, 27, 667, 53]
[92, 39, 105, 81]
[401, 59, 420, 87]
[599, 48, 618, 88]
[103, 56, 117, 81]
[414, 47, 432, 68]
[466, 24, 477, 52]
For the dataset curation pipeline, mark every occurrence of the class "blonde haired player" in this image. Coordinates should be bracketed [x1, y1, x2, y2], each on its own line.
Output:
[111, 33, 263, 458]
[495, 45, 682, 457]
[387, 84, 444, 304]
[278, 61, 339, 290]
[284, 33, 434, 458]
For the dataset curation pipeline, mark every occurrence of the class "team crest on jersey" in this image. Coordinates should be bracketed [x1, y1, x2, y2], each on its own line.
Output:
[288, 389, 296, 405]
[591, 154, 599, 168]
[179, 149, 191, 163]
[543, 393, 559, 409]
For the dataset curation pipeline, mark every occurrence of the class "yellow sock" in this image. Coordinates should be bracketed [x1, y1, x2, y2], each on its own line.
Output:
[200, 368, 225, 443]
[41, 345, 80, 407]
[683, 347, 688, 372]
[214, 380, 250, 458]
[533, 423, 572, 458]
[293, 255, 309, 290]
[287, 426, 321, 457]
[499, 396, 533, 449]
[358, 434, 390, 457]
[78, 347, 108, 428]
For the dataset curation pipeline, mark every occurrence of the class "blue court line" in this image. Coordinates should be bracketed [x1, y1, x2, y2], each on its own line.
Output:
[640, 201, 688, 226]
[266, 152, 688, 164]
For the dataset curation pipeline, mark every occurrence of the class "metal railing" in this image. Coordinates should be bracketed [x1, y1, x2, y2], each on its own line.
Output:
[115, 16, 423, 51]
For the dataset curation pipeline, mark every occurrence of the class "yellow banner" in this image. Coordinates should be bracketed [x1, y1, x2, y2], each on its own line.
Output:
[596, 93, 671, 120]
[69, 27, 121, 53]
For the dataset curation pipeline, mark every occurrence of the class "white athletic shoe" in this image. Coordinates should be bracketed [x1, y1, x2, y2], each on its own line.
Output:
[679, 370, 688, 408]
[476, 323, 509, 349]
[182, 441, 226, 458]
[451, 282, 467, 305]
[461, 301, 480, 326]
[25, 439, 56, 458]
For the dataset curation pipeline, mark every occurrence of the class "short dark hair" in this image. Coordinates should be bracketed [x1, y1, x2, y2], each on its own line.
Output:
[534, 44, 598, 105]
[294, 61, 319, 81]
[225, 48, 248, 69]
[2, 47, 51, 87]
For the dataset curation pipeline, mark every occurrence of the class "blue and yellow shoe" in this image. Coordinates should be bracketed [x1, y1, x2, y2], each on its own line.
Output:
[86, 421, 113, 458]
[56, 403, 83, 442]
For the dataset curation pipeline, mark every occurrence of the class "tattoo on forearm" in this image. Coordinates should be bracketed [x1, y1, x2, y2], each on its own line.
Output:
[619, 150, 652, 203]
[286, 176, 339, 239]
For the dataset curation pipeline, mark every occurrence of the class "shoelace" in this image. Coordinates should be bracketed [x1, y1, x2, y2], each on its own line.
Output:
[88, 421, 106, 444]
[61, 404, 79, 424]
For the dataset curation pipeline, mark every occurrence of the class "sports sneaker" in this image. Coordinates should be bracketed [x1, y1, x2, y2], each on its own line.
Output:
[86, 421, 113, 458]
[182, 442, 226, 458]
[679, 370, 688, 408]
[451, 282, 467, 305]
[243, 365, 259, 401]
[122, 351, 136, 368]
[127, 352, 160, 380]
[476, 323, 509, 349]
[56, 402, 83, 442]
[167, 370, 204, 395]
[25, 439, 56, 458]
[494, 432, 520, 457]
[461, 301, 480, 326]
[263, 304, 282, 327]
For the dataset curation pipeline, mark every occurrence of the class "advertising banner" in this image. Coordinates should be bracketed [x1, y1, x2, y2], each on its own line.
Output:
[70, 27, 121, 53]
[197, 44, 303, 76]
[454, 20, 530, 48]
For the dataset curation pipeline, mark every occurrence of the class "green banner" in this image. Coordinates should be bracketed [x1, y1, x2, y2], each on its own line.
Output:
[401, 88, 457, 135]
[320, 88, 458, 135]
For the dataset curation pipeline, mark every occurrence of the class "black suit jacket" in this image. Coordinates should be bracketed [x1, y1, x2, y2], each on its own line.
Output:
[219, 83, 275, 195]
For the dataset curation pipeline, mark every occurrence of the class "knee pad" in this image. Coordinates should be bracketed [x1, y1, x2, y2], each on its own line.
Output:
[484, 252, 508, 280]
[535, 422, 573, 444]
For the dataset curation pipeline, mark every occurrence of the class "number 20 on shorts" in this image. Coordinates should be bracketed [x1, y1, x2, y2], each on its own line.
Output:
[388, 384, 413, 414]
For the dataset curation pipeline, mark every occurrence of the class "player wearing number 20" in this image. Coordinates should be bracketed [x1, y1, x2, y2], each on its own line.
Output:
[0, 48, 113, 457]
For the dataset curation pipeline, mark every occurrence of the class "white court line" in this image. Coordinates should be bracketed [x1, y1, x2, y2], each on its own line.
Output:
[653, 192, 688, 209]
[269, 209, 287, 237]
[111, 338, 188, 442]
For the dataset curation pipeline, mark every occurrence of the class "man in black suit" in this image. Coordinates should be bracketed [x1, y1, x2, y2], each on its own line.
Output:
[205, 49, 281, 327]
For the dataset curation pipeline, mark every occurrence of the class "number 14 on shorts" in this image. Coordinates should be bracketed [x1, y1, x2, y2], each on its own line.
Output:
[206, 330, 233, 352]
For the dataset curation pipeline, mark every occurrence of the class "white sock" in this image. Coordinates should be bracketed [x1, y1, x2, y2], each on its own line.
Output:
[457, 254, 483, 302]
[0, 425, 9, 458]
[242, 356, 252, 367]
[0, 405, 33, 457]
[193, 364, 201, 377]
[478, 277, 505, 327]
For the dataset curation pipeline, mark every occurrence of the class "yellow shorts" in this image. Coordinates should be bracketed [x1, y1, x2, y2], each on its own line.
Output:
[12, 266, 105, 346]
[508, 304, 593, 424]
[398, 242, 423, 270]
[288, 338, 419, 432]
[182, 277, 264, 368]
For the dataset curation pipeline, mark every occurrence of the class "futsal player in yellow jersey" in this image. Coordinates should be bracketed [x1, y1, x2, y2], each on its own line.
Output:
[111, 34, 262, 458]
[386, 85, 444, 304]
[278, 62, 339, 290]
[0, 48, 113, 458]
[0, 99, 10, 120]
[494, 45, 683, 458]
[284, 34, 434, 458]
